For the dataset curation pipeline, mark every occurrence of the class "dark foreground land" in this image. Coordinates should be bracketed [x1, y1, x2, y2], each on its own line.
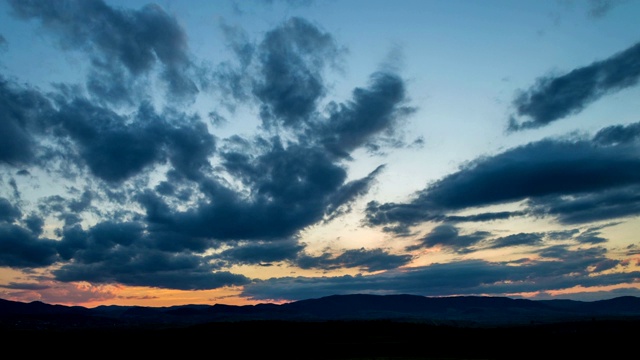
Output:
[4, 318, 637, 359]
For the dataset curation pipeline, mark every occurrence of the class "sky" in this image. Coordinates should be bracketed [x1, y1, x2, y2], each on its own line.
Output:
[0, 0, 639, 308]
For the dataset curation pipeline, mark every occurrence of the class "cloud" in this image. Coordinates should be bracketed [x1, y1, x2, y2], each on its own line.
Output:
[528, 184, 640, 224]
[0, 10, 413, 294]
[587, 0, 629, 18]
[315, 72, 416, 158]
[0, 76, 54, 166]
[0, 223, 59, 267]
[296, 248, 413, 272]
[144, 136, 386, 242]
[212, 16, 344, 126]
[593, 121, 640, 145]
[509, 41, 640, 131]
[488, 232, 544, 249]
[254, 17, 343, 128]
[50, 99, 216, 183]
[242, 246, 634, 301]
[405, 224, 491, 253]
[52, 221, 251, 290]
[0, 197, 21, 222]
[366, 123, 640, 230]
[213, 18, 414, 157]
[214, 239, 306, 265]
[8, 0, 200, 103]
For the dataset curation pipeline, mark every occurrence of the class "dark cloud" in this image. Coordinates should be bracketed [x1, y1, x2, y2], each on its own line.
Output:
[215, 239, 305, 265]
[509, 41, 640, 131]
[575, 230, 608, 244]
[142, 137, 382, 242]
[324, 164, 385, 222]
[24, 214, 45, 235]
[253, 17, 342, 128]
[406, 224, 491, 253]
[54, 258, 250, 290]
[588, 0, 628, 18]
[52, 220, 250, 290]
[315, 71, 415, 158]
[546, 229, 581, 241]
[296, 248, 412, 272]
[214, 18, 414, 158]
[488, 232, 544, 249]
[366, 127, 640, 230]
[593, 121, 640, 145]
[8, 0, 199, 102]
[0, 223, 59, 267]
[68, 190, 93, 213]
[242, 246, 632, 301]
[0, 76, 53, 166]
[445, 211, 527, 223]
[50, 99, 215, 183]
[1, 282, 50, 290]
[0, 197, 21, 222]
[213, 17, 342, 125]
[528, 184, 640, 224]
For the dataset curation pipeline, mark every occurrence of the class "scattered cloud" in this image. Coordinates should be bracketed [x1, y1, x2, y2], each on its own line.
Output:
[508, 41, 640, 131]
[366, 123, 640, 231]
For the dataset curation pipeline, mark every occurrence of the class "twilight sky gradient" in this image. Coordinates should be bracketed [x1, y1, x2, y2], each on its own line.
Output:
[1, 0, 640, 307]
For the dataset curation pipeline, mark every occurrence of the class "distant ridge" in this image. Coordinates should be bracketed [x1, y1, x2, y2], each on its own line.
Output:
[2, 293, 640, 330]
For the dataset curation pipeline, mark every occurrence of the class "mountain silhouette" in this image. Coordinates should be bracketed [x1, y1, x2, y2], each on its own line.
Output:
[3, 293, 640, 329]
[2, 294, 639, 359]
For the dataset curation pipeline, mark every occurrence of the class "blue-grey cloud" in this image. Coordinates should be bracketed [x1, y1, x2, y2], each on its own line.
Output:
[528, 184, 640, 224]
[444, 211, 526, 223]
[143, 139, 382, 241]
[0, 10, 414, 293]
[366, 123, 640, 229]
[8, 0, 199, 103]
[314, 71, 416, 158]
[52, 99, 215, 183]
[254, 17, 342, 128]
[0, 197, 21, 222]
[214, 239, 305, 265]
[0, 282, 50, 290]
[242, 246, 632, 301]
[296, 248, 413, 272]
[213, 17, 343, 126]
[53, 220, 250, 290]
[406, 224, 491, 253]
[213, 18, 414, 158]
[0, 223, 59, 267]
[488, 232, 544, 249]
[509, 41, 640, 131]
[0, 76, 54, 166]
[53, 259, 250, 290]
[593, 121, 640, 145]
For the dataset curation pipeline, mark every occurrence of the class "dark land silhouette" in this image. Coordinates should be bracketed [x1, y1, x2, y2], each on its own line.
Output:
[2, 294, 639, 359]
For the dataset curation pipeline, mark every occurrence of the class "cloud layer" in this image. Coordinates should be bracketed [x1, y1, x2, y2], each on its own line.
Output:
[509, 41, 640, 131]
[0, 1, 413, 293]
[1, 0, 638, 304]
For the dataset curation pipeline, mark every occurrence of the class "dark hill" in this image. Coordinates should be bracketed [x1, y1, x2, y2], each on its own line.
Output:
[2, 293, 640, 329]
[2, 294, 639, 359]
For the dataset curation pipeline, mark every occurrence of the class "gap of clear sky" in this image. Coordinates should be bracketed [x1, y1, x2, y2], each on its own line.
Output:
[0, 0, 639, 307]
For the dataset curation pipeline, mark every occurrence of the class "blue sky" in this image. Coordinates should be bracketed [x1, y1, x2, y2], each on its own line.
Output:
[1, 0, 639, 307]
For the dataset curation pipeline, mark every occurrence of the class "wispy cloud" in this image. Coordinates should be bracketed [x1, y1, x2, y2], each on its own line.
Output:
[508, 41, 640, 131]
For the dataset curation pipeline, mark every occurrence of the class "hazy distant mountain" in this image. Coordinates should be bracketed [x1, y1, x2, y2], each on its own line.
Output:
[2, 294, 640, 331]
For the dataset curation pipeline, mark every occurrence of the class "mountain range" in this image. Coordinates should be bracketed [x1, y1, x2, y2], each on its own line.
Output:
[3, 294, 639, 359]
[2, 293, 640, 329]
